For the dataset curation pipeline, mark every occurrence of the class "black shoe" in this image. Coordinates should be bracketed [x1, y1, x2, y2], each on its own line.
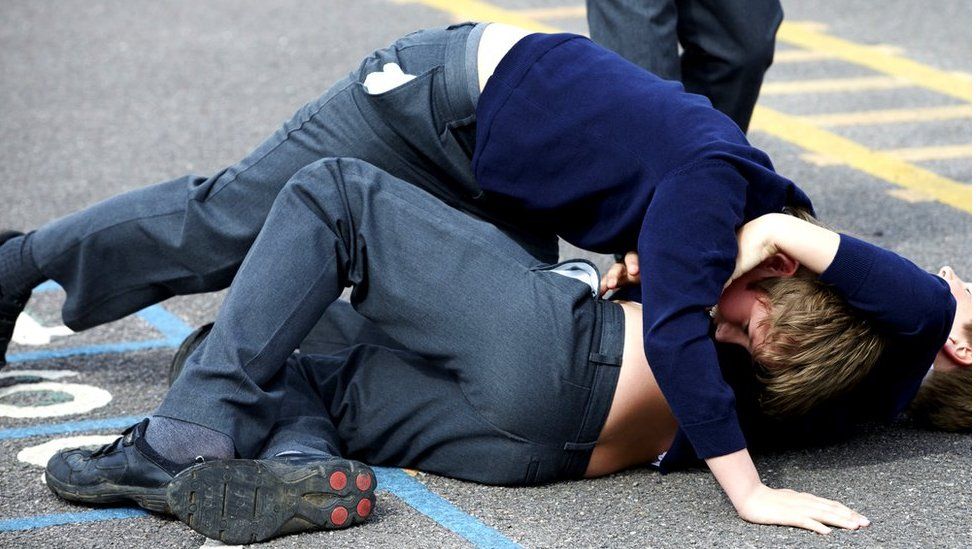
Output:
[167, 455, 376, 544]
[45, 418, 194, 513]
[0, 230, 28, 368]
[168, 322, 213, 386]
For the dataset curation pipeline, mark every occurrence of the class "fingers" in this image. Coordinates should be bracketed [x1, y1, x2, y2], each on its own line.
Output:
[790, 493, 870, 532]
[795, 492, 870, 526]
[601, 263, 627, 293]
[624, 251, 640, 275]
[744, 488, 870, 535]
[793, 517, 832, 536]
[601, 254, 641, 297]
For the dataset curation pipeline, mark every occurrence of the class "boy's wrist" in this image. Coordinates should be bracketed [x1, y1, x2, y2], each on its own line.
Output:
[705, 448, 764, 508]
[760, 213, 795, 251]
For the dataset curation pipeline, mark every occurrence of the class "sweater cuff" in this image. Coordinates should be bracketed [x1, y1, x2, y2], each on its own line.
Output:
[818, 234, 875, 297]
[682, 413, 747, 459]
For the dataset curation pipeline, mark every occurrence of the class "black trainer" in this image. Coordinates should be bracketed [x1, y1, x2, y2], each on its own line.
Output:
[168, 322, 213, 386]
[45, 418, 196, 513]
[167, 455, 376, 544]
[0, 230, 28, 368]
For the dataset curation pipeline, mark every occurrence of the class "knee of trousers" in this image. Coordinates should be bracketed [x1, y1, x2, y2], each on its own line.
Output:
[733, 40, 776, 77]
[278, 158, 375, 218]
[280, 157, 427, 222]
[730, 9, 783, 75]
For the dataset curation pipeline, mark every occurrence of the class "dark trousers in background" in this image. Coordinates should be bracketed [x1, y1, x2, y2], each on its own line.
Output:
[586, 0, 783, 131]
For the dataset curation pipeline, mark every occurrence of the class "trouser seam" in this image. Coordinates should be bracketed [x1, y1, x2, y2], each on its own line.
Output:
[203, 80, 358, 203]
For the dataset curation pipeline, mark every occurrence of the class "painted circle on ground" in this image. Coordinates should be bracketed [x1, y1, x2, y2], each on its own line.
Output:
[0, 382, 112, 418]
[17, 435, 120, 467]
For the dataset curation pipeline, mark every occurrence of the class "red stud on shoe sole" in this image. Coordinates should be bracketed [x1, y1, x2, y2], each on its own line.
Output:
[331, 506, 349, 526]
[329, 471, 347, 491]
[356, 473, 372, 491]
[357, 498, 372, 518]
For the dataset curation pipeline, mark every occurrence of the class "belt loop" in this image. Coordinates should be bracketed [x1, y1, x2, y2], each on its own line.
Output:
[588, 352, 621, 366]
[596, 301, 623, 366]
[563, 440, 597, 451]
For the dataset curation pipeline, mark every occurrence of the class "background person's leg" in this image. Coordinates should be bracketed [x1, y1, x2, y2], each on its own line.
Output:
[586, 0, 681, 81]
[156, 157, 581, 459]
[675, 0, 783, 131]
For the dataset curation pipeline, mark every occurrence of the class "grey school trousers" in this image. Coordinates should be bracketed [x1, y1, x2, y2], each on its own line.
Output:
[28, 22, 556, 332]
[245, 174, 624, 484]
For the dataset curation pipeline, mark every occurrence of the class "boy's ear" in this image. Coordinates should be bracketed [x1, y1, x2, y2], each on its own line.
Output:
[756, 252, 800, 278]
[942, 335, 973, 367]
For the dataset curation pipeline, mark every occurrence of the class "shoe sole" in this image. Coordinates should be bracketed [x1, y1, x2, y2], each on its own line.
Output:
[44, 469, 169, 513]
[167, 458, 375, 544]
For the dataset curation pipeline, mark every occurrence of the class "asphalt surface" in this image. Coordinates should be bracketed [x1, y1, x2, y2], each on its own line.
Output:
[0, 1, 971, 548]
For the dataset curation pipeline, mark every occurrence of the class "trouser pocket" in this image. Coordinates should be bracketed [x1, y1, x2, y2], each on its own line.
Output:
[353, 60, 483, 205]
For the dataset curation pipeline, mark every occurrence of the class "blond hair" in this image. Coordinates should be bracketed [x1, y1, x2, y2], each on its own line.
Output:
[750, 273, 888, 416]
[907, 322, 972, 432]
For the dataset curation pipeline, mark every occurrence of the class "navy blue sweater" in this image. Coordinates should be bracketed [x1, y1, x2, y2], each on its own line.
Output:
[474, 33, 812, 459]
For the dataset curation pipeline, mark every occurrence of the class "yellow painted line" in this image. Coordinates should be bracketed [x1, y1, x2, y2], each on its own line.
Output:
[775, 49, 839, 63]
[802, 105, 972, 127]
[776, 44, 904, 63]
[803, 144, 972, 166]
[887, 188, 939, 203]
[512, 6, 586, 20]
[788, 21, 829, 33]
[779, 21, 972, 102]
[395, 0, 973, 213]
[761, 76, 912, 95]
[879, 144, 972, 162]
[753, 106, 971, 212]
[392, 0, 560, 31]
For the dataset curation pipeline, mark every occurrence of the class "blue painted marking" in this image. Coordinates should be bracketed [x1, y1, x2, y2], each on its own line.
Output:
[8, 340, 179, 363]
[375, 468, 521, 548]
[34, 280, 61, 293]
[135, 305, 194, 342]
[8, 293, 195, 363]
[0, 416, 144, 441]
[0, 508, 148, 532]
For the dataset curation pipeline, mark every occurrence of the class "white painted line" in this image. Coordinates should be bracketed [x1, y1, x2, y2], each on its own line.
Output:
[0, 382, 112, 418]
[12, 312, 74, 346]
[17, 435, 120, 467]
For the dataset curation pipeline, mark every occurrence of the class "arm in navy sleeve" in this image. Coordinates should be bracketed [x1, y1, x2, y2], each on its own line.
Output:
[819, 234, 956, 417]
[638, 160, 749, 459]
[820, 234, 955, 345]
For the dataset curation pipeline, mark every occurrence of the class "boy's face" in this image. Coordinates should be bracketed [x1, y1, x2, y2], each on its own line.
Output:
[713, 271, 775, 355]
[934, 265, 972, 371]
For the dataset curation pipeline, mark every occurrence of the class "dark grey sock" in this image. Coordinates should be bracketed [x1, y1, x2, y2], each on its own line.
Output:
[0, 234, 44, 299]
[145, 415, 235, 464]
[259, 442, 336, 460]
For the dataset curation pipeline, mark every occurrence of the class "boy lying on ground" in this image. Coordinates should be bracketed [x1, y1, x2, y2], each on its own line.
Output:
[44, 179, 968, 543]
